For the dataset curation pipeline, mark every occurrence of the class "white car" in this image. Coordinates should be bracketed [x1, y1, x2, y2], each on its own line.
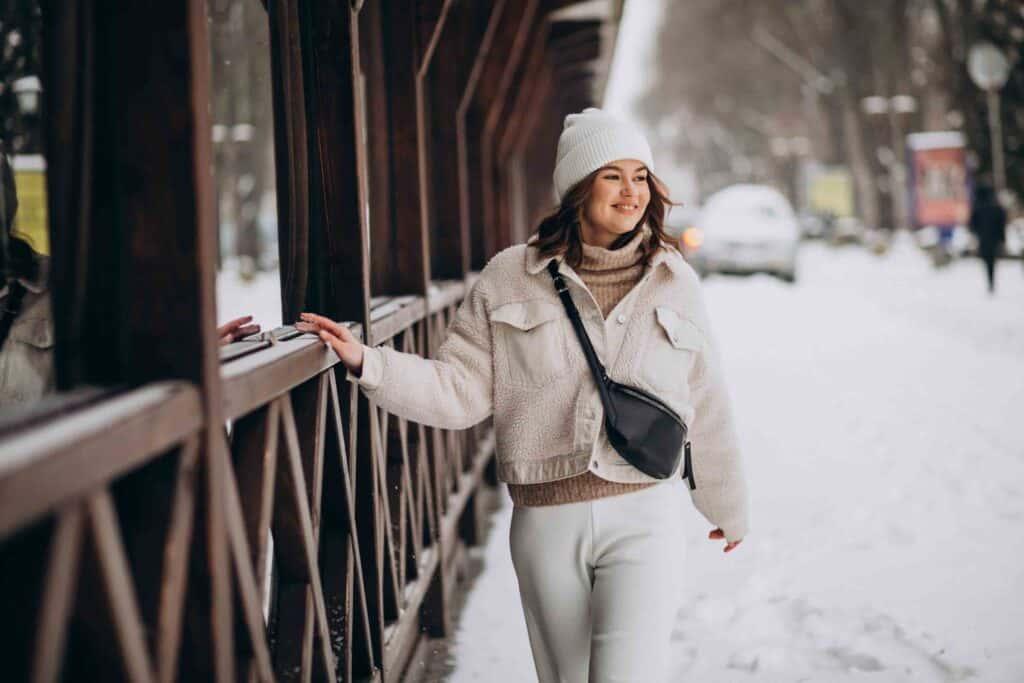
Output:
[688, 184, 800, 282]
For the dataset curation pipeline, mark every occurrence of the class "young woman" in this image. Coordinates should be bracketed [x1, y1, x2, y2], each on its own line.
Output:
[298, 108, 749, 682]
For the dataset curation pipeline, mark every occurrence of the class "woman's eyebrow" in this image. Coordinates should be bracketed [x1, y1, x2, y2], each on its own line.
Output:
[601, 165, 648, 173]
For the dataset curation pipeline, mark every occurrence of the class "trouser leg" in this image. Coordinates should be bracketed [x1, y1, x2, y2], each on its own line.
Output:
[510, 501, 594, 683]
[588, 482, 686, 683]
[984, 254, 996, 292]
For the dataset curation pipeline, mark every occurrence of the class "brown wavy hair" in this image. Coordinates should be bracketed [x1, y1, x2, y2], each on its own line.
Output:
[531, 167, 678, 269]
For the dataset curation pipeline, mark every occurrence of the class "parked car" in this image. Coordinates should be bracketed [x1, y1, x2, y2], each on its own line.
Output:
[797, 210, 827, 240]
[688, 184, 800, 282]
[664, 203, 700, 248]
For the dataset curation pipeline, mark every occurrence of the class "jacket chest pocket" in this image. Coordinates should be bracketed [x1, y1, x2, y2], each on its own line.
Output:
[636, 306, 702, 394]
[491, 299, 571, 387]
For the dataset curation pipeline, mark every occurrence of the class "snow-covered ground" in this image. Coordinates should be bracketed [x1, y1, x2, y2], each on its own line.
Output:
[432, 236, 1024, 682]
[216, 267, 283, 331]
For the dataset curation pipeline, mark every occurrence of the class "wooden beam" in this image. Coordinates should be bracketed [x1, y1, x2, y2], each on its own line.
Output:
[479, 0, 542, 253]
[269, 0, 311, 323]
[44, 2, 235, 677]
[457, 0, 510, 271]
[369, 0, 430, 298]
[302, 2, 372, 331]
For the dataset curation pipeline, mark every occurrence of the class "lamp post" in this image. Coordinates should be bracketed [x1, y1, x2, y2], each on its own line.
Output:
[862, 94, 916, 230]
[967, 42, 1011, 196]
[12, 75, 42, 154]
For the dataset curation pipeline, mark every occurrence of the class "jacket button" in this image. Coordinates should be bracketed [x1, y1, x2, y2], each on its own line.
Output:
[616, 314, 627, 324]
[590, 461, 599, 470]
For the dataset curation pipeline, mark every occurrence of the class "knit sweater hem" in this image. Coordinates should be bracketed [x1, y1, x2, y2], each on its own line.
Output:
[508, 472, 656, 507]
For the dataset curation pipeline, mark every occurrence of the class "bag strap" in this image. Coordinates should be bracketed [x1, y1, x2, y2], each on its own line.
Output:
[546, 260, 618, 420]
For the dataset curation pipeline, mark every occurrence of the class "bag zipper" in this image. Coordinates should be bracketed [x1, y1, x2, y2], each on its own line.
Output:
[682, 441, 696, 490]
[611, 381, 695, 489]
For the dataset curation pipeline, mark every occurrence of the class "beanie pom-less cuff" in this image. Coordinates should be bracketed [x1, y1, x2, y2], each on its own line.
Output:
[552, 108, 655, 201]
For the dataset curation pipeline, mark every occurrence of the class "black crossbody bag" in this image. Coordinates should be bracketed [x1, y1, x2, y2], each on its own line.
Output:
[547, 260, 695, 488]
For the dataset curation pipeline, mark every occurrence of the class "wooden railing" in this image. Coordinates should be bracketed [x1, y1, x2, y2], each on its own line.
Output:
[0, 279, 496, 682]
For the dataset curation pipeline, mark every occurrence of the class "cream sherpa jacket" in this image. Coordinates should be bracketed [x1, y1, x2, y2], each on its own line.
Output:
[352, 240, 749, 541]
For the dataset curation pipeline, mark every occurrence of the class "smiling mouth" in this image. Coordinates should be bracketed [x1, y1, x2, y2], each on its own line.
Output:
[612, 204, 639, 213]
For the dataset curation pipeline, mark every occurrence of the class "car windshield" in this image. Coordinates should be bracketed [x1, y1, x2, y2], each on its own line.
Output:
[699, 186, 797, 240]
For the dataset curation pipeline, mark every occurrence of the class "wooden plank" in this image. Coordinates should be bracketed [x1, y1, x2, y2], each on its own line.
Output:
[86, 489, 157, 683]
[416, 0, 453, 69]
[156, 437, 200, 683]
[479, 0, 542, 255]
[302, 2, 372, 332]
[457, 0, 509, 273]
[371, 0, 430, 299]
[369, 404, 403, 623]
[31, 503, 84, 683]
[220, 334, 343, 421]
[0, 383, 202, 539]
[497, 20, 553, 160]
[325, 373, 379, 678]
[439, 430, 496, 561]
[269, 0, 311, 323]
[290, 376, 329, 681]
[350, 381, 386, 675]
[230, 402, 280, 588]
[277, 394, 338, 677]
[360, 0, 399, 298]
[381, 545, 439, 677]
[40, 0, 94, 391]
[217, 434, 275, 683]
[423, 3, 474, 281]
[273, 582, 315, 681]
[491, 10, 553, 249]
[369, 298, 428, 346]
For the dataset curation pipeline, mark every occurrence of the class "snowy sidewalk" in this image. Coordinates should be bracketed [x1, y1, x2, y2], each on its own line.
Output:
[429, 238, 1024, 682]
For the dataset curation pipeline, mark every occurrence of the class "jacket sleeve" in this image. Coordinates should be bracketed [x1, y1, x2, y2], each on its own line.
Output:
[686, 291, 749, 543]
[347, 281, 493, 430]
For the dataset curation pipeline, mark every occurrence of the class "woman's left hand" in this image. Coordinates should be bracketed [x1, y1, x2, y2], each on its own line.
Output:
[217, 315, 260, 345]
[708, 528, 742, 553]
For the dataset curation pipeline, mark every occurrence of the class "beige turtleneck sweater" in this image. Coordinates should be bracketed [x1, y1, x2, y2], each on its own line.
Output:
[507, 229, 657, 507]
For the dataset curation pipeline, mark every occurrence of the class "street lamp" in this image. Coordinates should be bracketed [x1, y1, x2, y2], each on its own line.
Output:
[12, 76, 42, 154]
[12, 76, 41, 115]
[967, 42, 1011, 195]
[861, 94, 917, 230]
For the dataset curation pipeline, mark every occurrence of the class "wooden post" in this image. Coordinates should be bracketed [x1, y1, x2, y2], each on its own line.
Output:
[41, 0, 235, 679]
[268, 0, 311, 325]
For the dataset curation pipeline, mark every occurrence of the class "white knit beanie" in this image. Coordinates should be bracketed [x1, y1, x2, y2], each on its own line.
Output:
[552, 107, 655, 201]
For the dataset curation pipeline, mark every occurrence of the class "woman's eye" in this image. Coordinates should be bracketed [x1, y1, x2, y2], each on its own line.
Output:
[636, 176, 647, 182]
[604, 175, 619, 180]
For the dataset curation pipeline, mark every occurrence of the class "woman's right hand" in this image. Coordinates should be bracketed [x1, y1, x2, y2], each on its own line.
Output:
[708, 528, 742, 553]
[296, 313, 364, 376]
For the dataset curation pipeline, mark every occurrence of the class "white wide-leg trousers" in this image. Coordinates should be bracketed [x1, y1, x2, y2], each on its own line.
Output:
[509, 480, 686, 683]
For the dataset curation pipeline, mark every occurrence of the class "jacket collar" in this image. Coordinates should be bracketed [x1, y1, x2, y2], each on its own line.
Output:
[525, 231, 685, 278]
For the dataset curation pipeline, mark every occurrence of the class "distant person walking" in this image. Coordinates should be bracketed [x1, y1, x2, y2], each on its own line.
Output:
[969, 183, 1006, 294]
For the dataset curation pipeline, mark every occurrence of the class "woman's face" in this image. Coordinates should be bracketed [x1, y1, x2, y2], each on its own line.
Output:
[580, 159, 650, 248]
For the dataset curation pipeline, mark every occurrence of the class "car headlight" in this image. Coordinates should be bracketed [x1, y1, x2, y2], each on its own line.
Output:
[682, 227, 703, 250]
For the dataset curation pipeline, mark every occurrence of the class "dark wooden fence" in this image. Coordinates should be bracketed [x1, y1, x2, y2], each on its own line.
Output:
[0, 1, 621, 681]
